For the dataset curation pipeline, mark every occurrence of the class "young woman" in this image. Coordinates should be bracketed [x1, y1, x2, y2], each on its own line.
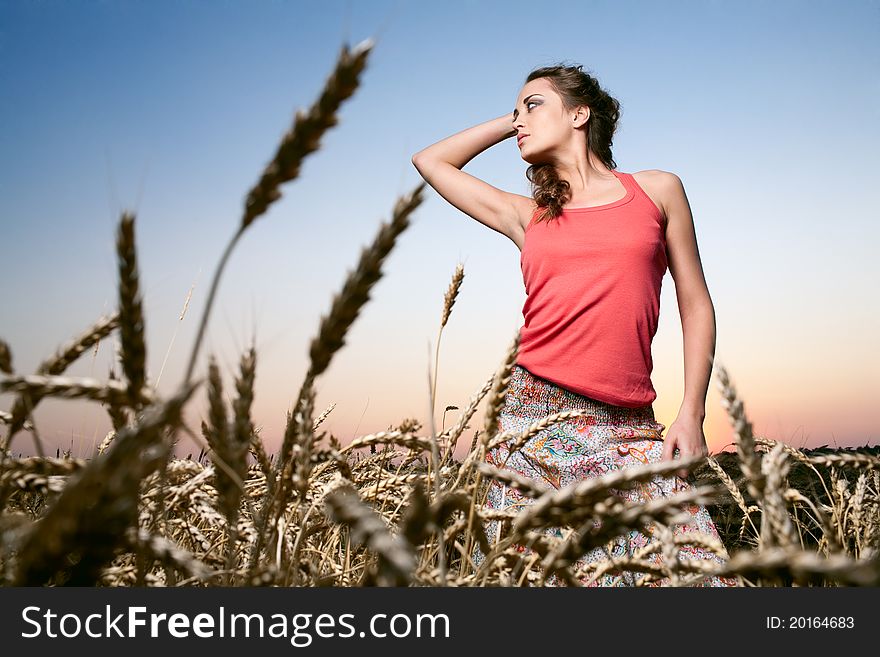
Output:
[412, 64, 738, 587]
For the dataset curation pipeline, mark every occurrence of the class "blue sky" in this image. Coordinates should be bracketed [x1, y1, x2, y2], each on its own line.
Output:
[1, 0, 878, 457]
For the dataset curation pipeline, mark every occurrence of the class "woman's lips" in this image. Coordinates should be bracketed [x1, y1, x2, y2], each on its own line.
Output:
[517, 134, 528, 145]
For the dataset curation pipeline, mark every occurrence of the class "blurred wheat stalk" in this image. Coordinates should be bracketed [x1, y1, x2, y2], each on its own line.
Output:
[1, 37, 878, 588]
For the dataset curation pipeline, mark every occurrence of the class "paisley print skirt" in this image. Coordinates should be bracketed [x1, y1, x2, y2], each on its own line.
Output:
[471, 364, 739, 587]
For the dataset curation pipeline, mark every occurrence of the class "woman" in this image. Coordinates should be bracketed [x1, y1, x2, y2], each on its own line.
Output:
[412, 64, 738, 587]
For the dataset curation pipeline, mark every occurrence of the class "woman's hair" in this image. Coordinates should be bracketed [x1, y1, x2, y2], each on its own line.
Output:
[524, 64, 622, 225]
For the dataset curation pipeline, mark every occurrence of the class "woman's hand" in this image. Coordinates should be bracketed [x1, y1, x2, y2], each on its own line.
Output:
[660, 414, 709, 480]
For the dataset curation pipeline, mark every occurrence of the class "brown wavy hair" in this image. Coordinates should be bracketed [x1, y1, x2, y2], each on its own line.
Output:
[524, 64, 622, 225]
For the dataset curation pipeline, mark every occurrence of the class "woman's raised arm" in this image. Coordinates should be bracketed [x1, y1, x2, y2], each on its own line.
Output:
[412, 113, 534, 247]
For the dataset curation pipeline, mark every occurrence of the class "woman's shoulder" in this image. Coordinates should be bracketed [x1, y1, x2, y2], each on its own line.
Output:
[631, 169, 683, 193]
[631, 168, 677, 185]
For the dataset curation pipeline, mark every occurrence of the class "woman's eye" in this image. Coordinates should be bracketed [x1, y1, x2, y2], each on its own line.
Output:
[527, 101, 538, 110]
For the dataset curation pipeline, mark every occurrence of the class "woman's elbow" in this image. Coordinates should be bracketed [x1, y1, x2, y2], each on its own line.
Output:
[411, 151, 436, 173]
[411, 151, 429, 168]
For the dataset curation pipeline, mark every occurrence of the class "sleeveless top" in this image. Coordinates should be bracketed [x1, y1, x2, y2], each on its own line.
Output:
[516, 169, 668, 408]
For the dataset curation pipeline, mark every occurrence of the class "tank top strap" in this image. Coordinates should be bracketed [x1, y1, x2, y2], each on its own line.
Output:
[612, 169, 638, 195]
[615, 170, 665, 226]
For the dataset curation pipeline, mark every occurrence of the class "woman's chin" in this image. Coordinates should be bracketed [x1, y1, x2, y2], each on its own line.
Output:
[521, 152, 545, 165]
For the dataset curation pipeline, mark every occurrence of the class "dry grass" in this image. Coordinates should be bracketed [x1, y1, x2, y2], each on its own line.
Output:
[1, 36, 878, 587]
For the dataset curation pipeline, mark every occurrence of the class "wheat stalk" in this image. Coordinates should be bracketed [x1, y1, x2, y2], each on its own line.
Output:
[12, 380, 199, 585]
[431, 263, 464, 419]
[0, 340, 11, 375]
[513, 452, 708, 533]
[712, 546, 880, 586]
[440, 373, 494, 468]
[323, 482, 416, 586]
[761, 442, 799, 550]
[251, 182, 426, 580]
[715, 363, 765, 501]
[0, 374, 153, 407]
[116, 212, 148, 412]
[1, 312, 120, 453]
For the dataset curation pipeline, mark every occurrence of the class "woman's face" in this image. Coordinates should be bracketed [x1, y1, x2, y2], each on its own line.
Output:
[512, 77, 586, 165]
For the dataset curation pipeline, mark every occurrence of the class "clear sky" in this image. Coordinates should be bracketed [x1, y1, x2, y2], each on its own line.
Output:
[2, 0, 878, 460]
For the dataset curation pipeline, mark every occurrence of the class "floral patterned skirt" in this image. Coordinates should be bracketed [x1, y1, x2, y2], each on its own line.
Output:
[471, 364, 739, 587]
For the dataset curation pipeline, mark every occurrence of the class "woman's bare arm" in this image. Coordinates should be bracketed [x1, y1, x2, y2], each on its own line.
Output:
[412, 113, 534, 247]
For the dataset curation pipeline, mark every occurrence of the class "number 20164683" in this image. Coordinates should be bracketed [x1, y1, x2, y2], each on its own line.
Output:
[766, 616, 855, 630]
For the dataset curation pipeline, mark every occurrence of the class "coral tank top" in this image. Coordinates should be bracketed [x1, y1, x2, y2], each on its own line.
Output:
[516, 169, 668, 408]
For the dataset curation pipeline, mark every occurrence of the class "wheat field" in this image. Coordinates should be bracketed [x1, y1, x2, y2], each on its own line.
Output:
[1, 37, 878, 588]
